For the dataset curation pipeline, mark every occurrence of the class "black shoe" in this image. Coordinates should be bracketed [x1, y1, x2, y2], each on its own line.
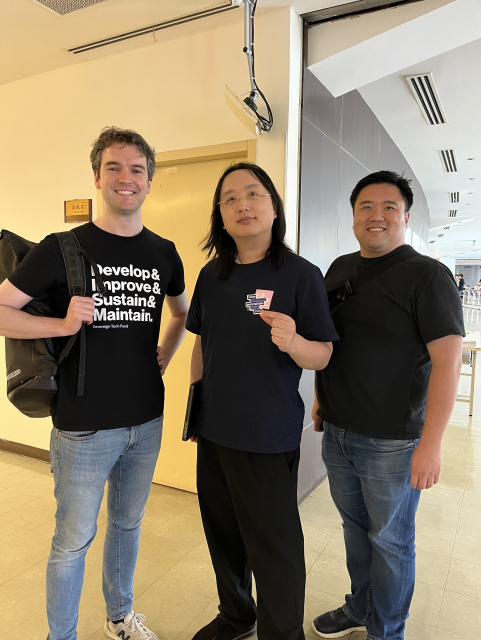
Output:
[191, 616, 256, 640]
[312, 607, 366, 638]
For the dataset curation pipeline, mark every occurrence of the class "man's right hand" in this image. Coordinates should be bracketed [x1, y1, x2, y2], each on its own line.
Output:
[61, 296, 95, 335]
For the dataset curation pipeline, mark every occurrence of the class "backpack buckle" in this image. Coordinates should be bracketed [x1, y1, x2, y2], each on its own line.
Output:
[337, 280, 354, 301]
[72, 285, 83, 297]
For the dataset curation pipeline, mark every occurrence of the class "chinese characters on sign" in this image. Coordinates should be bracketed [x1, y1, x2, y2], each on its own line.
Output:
[64, 199, 92, 223]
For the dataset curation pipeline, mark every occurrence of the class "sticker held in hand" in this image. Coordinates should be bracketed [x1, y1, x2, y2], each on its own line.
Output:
[245, 290, 274, 314]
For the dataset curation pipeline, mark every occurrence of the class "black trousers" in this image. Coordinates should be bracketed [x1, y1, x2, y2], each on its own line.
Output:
[197, 436, 306, 640]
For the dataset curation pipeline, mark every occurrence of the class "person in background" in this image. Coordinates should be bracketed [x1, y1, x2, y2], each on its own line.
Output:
[186, 162, 339, 640]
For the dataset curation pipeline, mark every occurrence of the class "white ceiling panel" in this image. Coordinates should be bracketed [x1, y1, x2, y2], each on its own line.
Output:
[0, 0, 238, 86]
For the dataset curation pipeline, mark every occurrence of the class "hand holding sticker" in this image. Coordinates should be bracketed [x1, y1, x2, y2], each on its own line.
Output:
[260, 310, 297, 353]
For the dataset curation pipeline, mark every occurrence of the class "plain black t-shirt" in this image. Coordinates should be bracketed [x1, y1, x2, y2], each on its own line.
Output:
[316, 245, 465, 439]
[9, 222, 185, 430]
[186, 253, 339, 453]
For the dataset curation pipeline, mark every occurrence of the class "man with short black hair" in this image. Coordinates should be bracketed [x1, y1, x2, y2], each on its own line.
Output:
[311, 171, 464, 640]
[0, 127, 188, 640]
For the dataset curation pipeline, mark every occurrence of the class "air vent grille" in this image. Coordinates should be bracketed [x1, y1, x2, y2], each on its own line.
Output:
[449, 210, 457, 217]
[429, 241, 435, 244]
[68, 2, 236, 53]
[439, 149, 458, 173]
[406, 73, 447, 125]
[438, 234, 444, 238]
[34, 0, 108, 15]
[449, 192, 460, 203]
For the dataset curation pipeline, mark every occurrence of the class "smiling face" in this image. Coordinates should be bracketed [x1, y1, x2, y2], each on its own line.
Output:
[352, 183, 410, 258]
[218, 169, 277, 247]
[94, 143, 152, 218]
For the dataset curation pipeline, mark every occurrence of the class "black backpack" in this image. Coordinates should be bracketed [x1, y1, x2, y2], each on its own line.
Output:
[0, 229, 104, 418]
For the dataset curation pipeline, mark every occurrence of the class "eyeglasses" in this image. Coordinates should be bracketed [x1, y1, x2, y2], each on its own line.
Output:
[218, 193, 271, 208]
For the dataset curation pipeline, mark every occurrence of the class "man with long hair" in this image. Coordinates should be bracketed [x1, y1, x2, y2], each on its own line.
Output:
[186, 163, 339, 640]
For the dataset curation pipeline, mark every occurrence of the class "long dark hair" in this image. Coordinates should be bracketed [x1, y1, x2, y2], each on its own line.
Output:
[202, 162, 292, 279]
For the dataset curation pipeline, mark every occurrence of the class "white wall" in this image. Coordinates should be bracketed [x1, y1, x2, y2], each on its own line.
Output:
[440, 258, 456, 274]
[0, 7, 302, 451]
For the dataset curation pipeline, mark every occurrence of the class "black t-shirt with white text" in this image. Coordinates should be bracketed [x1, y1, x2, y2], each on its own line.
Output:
[186, 253, 339, 453]
[316, 246, 465, 439]
[9, 222, 185, 430]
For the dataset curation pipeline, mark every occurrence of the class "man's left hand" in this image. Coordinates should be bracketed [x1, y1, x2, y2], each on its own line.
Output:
[260, 311, 297, 353]
[410, 443, 442, 490]
[157, 346, 166, 376]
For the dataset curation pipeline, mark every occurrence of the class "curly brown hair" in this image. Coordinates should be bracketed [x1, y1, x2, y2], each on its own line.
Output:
[90, 126, 156, 181]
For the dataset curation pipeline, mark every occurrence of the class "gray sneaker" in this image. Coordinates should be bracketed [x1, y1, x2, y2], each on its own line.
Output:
[104, 611, 159, 640]
[312, 607, 366, 638]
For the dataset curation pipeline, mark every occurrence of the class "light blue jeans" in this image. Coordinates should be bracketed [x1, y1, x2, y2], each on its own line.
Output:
[46, 416, 163, 640]
[322, 422, 421, 640]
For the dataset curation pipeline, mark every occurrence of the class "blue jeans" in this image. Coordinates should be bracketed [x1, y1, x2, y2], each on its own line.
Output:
[321, 422, 421, 640]
[46, 416, 163, 640]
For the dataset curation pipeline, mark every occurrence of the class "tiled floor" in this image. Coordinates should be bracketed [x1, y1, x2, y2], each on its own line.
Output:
[1, 314, 481, 640]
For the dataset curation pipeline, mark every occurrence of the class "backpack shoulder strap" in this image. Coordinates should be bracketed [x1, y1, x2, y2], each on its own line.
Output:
[328, 245, 417, 306]
[54, 231, 86, 297]
[53, 231, 106, 398]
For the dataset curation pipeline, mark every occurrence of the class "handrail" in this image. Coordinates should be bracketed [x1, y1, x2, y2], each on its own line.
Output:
[461, 289, 481, 309]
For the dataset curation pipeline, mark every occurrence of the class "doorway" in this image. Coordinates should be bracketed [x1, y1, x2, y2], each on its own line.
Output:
[142, 141, 256, 492]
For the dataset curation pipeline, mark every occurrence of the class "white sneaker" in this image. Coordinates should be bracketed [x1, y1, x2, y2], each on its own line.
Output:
[104, 611, 159, 640]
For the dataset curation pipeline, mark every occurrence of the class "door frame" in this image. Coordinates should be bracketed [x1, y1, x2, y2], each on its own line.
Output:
[95, 140, 257, 216]
[154, 140, 257, 167]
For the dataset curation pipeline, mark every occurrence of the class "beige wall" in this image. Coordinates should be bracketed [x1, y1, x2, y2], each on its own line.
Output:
[0, 8, 301, 451]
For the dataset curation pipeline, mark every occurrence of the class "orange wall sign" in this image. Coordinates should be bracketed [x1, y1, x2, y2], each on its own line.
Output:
[64, 199, 92, 222]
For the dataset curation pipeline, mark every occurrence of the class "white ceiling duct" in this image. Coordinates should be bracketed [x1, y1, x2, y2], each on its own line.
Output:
[68, 1, 236, 54]
[438, 149, 458, 173]
[406, 73, 447, 125]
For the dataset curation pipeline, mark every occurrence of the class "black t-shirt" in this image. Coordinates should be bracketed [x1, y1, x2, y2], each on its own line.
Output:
[186, 253, 339, 453]
[9, 222, 185, 430]
[316, 245, 465, 439]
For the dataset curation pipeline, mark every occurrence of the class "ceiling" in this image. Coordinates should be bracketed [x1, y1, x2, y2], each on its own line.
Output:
[307, 0, 481, 262]
[2, 0, 480, 261]
[0, 0, 346, 87]
[0, 1, 246, 86]
[358, 38, 481, 261]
